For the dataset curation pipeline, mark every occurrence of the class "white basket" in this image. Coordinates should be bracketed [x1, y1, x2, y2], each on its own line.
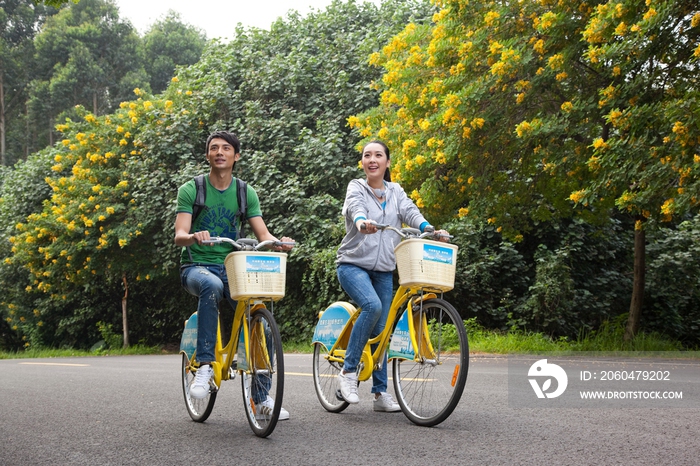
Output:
[394, 239, 458, 292]
[224, 251, 287, 300]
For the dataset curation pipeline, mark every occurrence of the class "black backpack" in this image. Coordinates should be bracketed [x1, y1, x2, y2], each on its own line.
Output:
[191, 174, 248, 238]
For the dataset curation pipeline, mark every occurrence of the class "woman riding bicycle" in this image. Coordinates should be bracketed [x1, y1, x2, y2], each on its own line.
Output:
[335, 140, 450, 412]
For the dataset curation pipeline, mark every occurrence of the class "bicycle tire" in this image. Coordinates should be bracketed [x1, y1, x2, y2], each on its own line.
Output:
[312, 342, 350, 413]
[181, 353, 217, 422]
[392, 298, 468, 427]
[241, 307, 284, 438]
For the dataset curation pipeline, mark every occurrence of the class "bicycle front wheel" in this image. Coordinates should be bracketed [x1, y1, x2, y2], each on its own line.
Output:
[392, 298, 468, 427]
[181, 353, 217, 422]
[241, 307, 284, 438]
[312, 343, 350, 413]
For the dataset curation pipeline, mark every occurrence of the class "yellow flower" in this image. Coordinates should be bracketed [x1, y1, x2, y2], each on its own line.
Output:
[592, 138, 608, 150]
[569, 190, 585, 203]
[561, 101, 573, 112]
[484, 11, 500, 26]
[171, 76, 179, 82]
[643, 8, 657, 21]
[660, 198, 674, 214]
[487, 217, 496, 224]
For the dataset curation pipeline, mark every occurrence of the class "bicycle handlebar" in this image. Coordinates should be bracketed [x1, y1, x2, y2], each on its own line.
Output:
[360, 221, 453, 240]
[201, 236, 296, 251]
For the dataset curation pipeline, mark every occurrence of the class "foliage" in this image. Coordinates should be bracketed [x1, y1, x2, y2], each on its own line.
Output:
[140, 11, 207, 94]
[352, 0, 700, 235]
[644, 216, 700, 344]
[28, 0, 149, 149]
[0, 0, 58, 165]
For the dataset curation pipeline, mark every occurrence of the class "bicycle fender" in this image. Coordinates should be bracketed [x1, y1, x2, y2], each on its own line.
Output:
[180, 312, 198, 359]
[312, 301, 356, 351]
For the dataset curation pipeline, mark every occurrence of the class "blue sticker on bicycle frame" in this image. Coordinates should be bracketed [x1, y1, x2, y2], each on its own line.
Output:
[180, 312, 198, 359]
[236, 323, 248, 371]
[312, 303, 353, 349]
[246, 256, 281, 273]
[388, 310, 415, 360]
[423, 243, 454, 265]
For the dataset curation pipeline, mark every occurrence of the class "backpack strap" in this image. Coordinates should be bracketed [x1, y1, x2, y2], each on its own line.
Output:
[191, 174, 207, 226]
[186, 174, 207, 262]
[236, 178, 248, 239]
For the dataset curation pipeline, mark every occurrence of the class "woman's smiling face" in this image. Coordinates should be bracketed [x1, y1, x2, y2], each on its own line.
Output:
[362, 142, 390, 181]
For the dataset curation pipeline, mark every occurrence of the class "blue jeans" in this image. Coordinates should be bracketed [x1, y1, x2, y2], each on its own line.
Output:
[180, 264, 236, 364]
[180, 263, 271, 403]
[337, 263, 393, 394]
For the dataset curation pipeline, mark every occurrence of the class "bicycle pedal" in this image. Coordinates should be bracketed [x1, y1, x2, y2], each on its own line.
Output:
[336, 389, 345, 401]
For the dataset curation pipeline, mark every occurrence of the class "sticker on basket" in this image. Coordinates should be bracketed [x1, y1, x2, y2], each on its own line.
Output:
[388, 310, 415, 360]
[245, 255, 281, 273]
[423, 243, 454, 265]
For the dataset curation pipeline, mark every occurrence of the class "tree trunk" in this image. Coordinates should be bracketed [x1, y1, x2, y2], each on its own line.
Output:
[122, 272, 130, 348]
[624, 223, 645, 341]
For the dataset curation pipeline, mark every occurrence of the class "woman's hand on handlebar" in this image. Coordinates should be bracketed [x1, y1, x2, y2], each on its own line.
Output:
[357, 220, 379, 234]
[434, 230, 451, 242]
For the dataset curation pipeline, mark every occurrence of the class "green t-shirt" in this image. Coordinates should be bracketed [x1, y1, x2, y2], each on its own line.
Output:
[177, 176, 262, 264]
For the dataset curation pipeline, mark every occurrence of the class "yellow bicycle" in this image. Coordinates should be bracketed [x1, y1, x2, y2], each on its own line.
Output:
[179, 237, 292, 437]
[312, 224, 468, 427]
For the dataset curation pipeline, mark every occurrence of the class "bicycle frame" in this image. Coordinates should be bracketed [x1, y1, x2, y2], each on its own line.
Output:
[207, 299, 271, 389]
[321, 285, 440, 382]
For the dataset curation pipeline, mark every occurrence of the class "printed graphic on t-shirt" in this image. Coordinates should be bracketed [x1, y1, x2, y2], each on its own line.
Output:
[197, 204, 239, 240]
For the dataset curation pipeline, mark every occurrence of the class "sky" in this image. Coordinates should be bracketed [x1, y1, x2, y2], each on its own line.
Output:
[114, 0, 381, 41]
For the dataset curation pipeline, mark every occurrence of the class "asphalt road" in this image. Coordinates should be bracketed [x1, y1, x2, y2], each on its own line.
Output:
[3, 353, 699, 465]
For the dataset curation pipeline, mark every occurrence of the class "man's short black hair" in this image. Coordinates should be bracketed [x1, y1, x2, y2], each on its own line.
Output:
[206, 131, 240, 154]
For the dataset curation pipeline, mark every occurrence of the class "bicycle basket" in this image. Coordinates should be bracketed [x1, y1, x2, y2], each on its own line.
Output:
[394, 239, 458, 292]
[224, 251, 287, 300]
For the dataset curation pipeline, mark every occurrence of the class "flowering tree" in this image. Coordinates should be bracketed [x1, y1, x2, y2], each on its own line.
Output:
[352, 0, 700, 338]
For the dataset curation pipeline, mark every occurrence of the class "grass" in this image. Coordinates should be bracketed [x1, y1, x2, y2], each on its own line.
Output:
[466, 318, 698, 356]
[2, 319, 697, 359]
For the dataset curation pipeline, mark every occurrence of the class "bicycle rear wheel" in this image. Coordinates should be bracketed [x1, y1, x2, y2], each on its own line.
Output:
[241, 307, 284, 438]
[312, 343, 350, 413]
[181, 353, 217, 422]
[392, 298, 468, 427]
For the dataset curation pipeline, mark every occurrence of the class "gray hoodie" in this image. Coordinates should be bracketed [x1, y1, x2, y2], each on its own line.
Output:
[336, 179, 429, 272]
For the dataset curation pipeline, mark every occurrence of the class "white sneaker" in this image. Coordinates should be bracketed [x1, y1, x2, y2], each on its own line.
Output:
[373, 392, 401, 412]
[337, 370, 359, 404]
[256, 395, 290, 421]
[190, 364, 213, 399]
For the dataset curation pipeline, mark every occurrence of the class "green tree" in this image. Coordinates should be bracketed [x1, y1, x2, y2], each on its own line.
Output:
[0, 0, 56, 165]
[353, 0, 700, 339]
[28, 0, 148, 149]
[141, 11, 207, 94]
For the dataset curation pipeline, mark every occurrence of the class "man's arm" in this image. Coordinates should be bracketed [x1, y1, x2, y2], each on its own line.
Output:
[174, 212, 211, 246]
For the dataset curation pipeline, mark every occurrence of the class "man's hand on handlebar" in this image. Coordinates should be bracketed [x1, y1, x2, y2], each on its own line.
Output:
[191, 230, 211, 245]
[274, 237, 295, 252]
